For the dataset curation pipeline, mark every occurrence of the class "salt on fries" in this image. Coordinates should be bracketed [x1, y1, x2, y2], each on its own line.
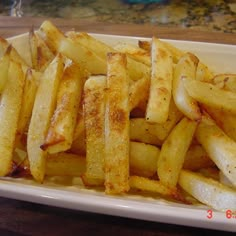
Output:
[0, 20, 235, 211]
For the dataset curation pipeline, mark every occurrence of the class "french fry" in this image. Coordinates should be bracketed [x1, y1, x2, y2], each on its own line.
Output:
[59, 38, 107, 75]
[130, 141, 160, 177]
[27, 54, 64, 182]
[0, 61, 25, 176]
[179, 170, 236, 211]
[183, 144, 215, 171]
[130, 118, 162, 146]
[138, 39, 184, 63]
[66, 31, 150, 81]
[73, 112, 85, 140]
[129, 76, 150, 112]
[84, 75, 106, 185]
[146, 37, 173, 124]
[196, 62, 214, 82]
[114, 41, 151, 66]
[138, 40, 151, 51]
[17, 68, 39, 137]
[203, 105, 236, 142]
[29, 28, 54, 72]
[105, 52, 130, 194]
[41, 61, 84, 154]
[157, 117, 197, 188]
[195, 115, 236, 187]
[183, 78, 236, 115]
[173, 52, 201, 121]
[0, 45, 11, 93]
[129, 176, 181, 199]
[46, 153, 86, 177]
[37, 20, 65, 54]
[0, 37, 28, 66]
[212, 73, 236, 92]
[70, 130, 86, 156]
[130, 99, 183, 145]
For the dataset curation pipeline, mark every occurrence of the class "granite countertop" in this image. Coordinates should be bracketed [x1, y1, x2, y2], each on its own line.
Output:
[0, 0, 236, 33]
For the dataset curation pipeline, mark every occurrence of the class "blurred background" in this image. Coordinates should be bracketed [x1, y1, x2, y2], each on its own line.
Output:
[0, 0, 235, 33]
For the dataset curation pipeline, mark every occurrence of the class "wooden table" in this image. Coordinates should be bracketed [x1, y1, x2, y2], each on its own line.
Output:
[0, 16, 236, 236]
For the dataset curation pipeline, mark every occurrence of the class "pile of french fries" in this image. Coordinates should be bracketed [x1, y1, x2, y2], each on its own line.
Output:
[0, 20, 236, 211]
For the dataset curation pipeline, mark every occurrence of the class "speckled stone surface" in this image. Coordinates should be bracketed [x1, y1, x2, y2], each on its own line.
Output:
[1, 0, 235, 33]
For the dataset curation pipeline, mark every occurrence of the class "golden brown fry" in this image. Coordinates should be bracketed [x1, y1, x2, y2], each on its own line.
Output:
[130, 99, 183, 145]
[42, 61, 84, 154]
[129, 176, 180, 199]
[66, 31, 150, 81]
[0, 37, 28, 66]
[130, 142, 160, 177]
[146, 37, 173, 124]
[212, 73, 236, 92]
[184, 78, 236, 115]
[173, 52, 201, 121]
[84, 75, 106, 185]
[195, 115, 236, 187]
[203, 105, 236, 142]
[138, 40, 151, 51]
[157, 117, 197, 188]
[27, 54, 64, 182]
[46, 153, 86, 177]
[105, 52, 130, 194]
[129, 76, 150, 112]
[183, 144, 215, 171]
[37, 20, 65, 54]
[114, 41, 151, 66]
[17, 68, 39, 137]
[196, 62, 214, 82]
[0, 45, 11, 93]
[0, 61, 25, 176]
[29, 28, 54, 72]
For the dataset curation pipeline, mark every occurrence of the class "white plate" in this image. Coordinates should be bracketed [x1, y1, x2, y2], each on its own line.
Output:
[1, 32, 236, 232]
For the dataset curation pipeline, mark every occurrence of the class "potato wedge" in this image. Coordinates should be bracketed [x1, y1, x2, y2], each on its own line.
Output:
[105, 52, 130, 194]
[173, 52, 201, 121]
[157, 117, 197, 188]
[195, 116, 236, 187]
[0, 61, 25, 176]
[84, 75, 106, 185]
[42, 61, 84, 154]
[27, 54, 64, 182]
[179, 170, 236, 211]
[146, 37, 173, 124]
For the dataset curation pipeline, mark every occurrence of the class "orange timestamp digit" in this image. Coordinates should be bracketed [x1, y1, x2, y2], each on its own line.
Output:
[207, 209, 213, 219]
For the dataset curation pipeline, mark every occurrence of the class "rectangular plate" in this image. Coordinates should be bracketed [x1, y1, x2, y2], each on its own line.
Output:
[1, 32, 236, 232]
